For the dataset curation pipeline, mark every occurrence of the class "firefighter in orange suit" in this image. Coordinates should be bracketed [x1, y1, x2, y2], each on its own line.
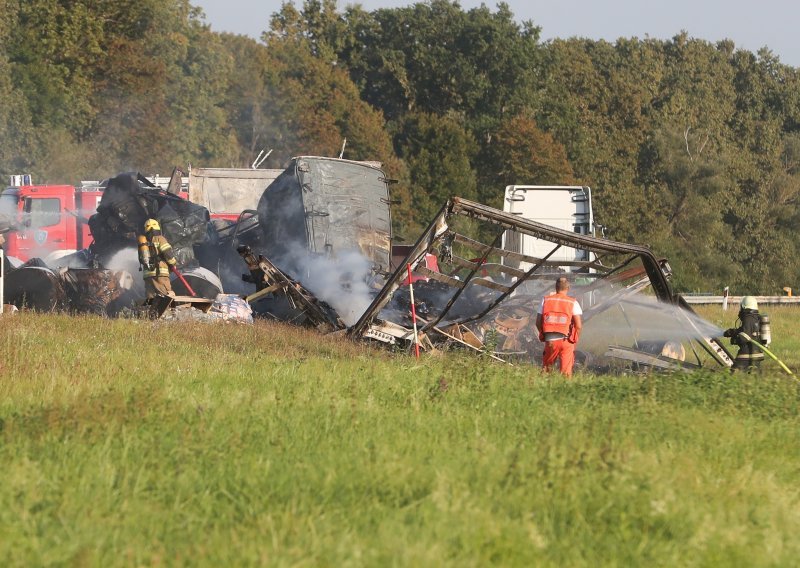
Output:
[536, 277, 583, 377]
[138, 218, 177, 299]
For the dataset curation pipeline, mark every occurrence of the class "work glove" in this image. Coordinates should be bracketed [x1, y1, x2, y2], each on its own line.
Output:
[722, 328, 736, 338]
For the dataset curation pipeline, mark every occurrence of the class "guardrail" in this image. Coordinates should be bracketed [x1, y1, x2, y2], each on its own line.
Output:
[681, 295, 800, 305]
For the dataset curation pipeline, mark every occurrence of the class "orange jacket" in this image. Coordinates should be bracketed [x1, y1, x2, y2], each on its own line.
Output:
[541, 293, 577, 336]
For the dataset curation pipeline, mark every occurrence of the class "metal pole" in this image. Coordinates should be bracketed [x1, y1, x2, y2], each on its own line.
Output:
[407, 263, 420, 358]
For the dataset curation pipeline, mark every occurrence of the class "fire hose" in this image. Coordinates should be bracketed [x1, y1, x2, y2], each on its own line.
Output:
[171, 266, 197, 297]
[737, 332, 794, 377]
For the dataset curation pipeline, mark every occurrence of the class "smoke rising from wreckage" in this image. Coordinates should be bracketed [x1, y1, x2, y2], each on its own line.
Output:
[1, 158, 734, 372]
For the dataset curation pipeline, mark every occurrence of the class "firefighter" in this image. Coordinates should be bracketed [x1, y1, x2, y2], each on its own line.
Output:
[138, 218, 177, 299]
[723, 296, 765, 371]
[536, 276, 583, 377]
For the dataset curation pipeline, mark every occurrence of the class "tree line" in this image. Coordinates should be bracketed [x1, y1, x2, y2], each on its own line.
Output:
[2, 0, 799, 293]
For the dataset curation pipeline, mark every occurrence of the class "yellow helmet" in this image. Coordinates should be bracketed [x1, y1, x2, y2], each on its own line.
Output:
[740, 296, 758, 310]
[143, 218, 160, 232]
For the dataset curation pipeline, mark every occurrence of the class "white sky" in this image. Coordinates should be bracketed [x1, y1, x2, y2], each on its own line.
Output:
[192, 0, 800, 68]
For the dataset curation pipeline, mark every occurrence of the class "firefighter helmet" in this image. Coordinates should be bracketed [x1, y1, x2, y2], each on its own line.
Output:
[143, 219, 161, 233]
[740, 296, 758, 310]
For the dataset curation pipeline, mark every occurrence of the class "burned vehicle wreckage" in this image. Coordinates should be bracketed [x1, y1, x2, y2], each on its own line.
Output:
[2, 156, 734, 372]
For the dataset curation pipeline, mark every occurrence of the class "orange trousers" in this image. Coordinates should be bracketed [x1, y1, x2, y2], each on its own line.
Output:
[542, 339, 575, 377]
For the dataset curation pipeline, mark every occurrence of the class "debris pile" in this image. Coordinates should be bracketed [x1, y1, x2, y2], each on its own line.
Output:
[345, 197, 732, 371]
[60, 268, 136, 316]
[4, 260, 135, 316]
[160, 294, 252, 324]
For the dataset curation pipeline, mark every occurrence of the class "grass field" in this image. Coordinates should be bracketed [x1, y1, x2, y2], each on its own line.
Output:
[1, 306, 798, 566]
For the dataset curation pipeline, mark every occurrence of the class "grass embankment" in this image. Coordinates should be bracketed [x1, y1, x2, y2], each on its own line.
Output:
[0, 309, 798, 566]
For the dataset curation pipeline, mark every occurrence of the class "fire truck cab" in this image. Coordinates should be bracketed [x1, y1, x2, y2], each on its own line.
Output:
[0, 178, 104, 263]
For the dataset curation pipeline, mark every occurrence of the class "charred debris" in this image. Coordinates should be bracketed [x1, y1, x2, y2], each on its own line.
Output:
[2, 157, 734, 372]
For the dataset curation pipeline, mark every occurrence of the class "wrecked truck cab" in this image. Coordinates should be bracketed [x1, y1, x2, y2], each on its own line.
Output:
[89, 172, 213, 268]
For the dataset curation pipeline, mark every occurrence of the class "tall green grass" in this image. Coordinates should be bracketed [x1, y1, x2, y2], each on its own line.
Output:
[0, 311, 798, 566]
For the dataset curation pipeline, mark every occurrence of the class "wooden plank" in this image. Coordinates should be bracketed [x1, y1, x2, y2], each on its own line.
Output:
[246, 283, 283, 303]
[605, 346, 699, 370]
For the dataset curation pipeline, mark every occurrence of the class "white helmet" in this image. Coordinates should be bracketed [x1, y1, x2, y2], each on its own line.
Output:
[740, 296, 758, 310]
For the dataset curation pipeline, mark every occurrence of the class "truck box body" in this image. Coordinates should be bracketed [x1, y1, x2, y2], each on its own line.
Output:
[256, 157, 392, 275]
[501, 185, 594, 272]
[189, 168, 283, 221]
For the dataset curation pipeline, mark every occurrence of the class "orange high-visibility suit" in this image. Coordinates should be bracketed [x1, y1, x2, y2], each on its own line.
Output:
[536, 292, 582, 376]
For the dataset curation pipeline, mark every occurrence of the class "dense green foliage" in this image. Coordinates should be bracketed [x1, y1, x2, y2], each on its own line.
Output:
[1, 0, 799, 291]
[1, 309, 799, 565]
